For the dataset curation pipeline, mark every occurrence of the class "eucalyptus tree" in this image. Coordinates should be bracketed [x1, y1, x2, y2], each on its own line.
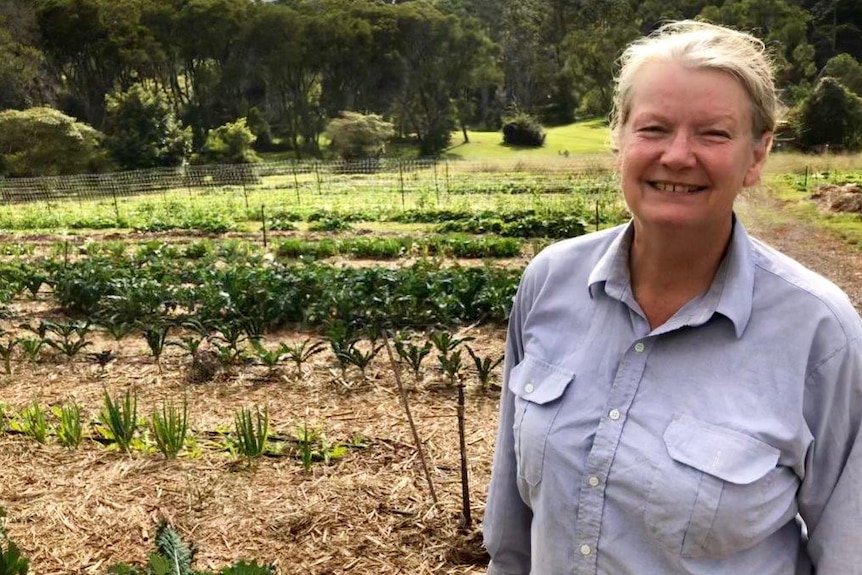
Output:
[239, 3, 326, 155]
[0, 12, 47, 110]
[699, 0, 816, 87]
[35, 0, 162, 128]
[390, 2, 498, 155]
[171, 0, 249, 146]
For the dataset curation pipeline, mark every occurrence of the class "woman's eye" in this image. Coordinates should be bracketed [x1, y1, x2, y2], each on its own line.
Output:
[638, 126, 665, 134]
[704, 130, 731, 139]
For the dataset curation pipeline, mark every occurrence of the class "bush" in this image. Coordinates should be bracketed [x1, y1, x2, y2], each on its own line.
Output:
[0, 107, 109, 176]
[194, 118, 259, 165]
[325, 111, 395, 160]
[502, 113, 546, 147]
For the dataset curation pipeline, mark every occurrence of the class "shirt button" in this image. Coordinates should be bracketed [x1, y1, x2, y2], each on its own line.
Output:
[579, 544, 592, 556]
[608, 409, 621, 421]
[588, 476, 600, 487]
[524, 382, 534, 393]
[634, 342, 645, 353]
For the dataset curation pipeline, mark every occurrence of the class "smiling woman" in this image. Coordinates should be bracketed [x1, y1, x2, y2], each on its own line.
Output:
[484, 20, 862, 575]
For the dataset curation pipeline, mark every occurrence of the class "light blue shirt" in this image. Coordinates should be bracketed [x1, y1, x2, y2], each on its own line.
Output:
[484, 219, 862, 575]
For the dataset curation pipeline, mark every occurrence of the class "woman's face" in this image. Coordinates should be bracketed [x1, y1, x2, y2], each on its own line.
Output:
[617, 61, 771, 235]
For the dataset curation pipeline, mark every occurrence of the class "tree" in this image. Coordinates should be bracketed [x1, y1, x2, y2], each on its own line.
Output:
[563, 14, 640, 118]
[325, 111, 395, 160]
[698, 0, 816, 87]
[0, 2, 48, 110]
[796, 76, 862, 151]
[35, 0, 163, 128]
[822, 52, 862, 96]
[0, 107, 107, 176]
[103, 83, 192, 169]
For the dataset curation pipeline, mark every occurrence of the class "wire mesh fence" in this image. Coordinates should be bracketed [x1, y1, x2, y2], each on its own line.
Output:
[0, 156, 616, 206]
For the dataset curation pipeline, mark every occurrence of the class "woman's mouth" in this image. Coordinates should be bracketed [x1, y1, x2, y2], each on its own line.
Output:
[650, 181, 708, 193]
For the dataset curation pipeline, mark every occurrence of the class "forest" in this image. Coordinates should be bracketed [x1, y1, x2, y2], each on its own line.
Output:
[1, 0, 862, 167]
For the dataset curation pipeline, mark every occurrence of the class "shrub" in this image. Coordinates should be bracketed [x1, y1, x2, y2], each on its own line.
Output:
[325, 111, 395, 160]
[502, 113, 546, 147]
[194, 118, 259, 165]
[0, 107, 109, 176]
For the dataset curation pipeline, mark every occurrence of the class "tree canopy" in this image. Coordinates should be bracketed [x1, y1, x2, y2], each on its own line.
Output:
[0, 0, 858, 163]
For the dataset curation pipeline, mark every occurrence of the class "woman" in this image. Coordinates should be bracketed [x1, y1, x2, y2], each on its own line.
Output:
[483, 20, 862, 575]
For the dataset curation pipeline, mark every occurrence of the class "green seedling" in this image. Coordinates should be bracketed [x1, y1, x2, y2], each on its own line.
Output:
[151, 396, 189, 459]
[19, 402, 50, 444]
[53, 402, 83, 449]
[281, 338, 326, 376]
[233, 406, 268, 460]
[99, 388, 138, 453]
[466, 345, 504, 391]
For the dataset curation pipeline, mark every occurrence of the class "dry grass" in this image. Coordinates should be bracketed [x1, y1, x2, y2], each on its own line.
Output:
[0, 322, 503, 574]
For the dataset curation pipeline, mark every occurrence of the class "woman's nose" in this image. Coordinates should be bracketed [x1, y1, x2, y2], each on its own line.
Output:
[661, 130, 696, 169]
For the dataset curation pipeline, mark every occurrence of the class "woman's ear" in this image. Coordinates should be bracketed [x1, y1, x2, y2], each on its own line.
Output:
[743, 131, 773, 188]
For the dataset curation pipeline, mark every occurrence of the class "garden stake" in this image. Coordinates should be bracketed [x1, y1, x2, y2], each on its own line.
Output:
[292, 163, 300, 205]
[261, 205, 268, 248]
[399, 161, 405, 209]
[457, 381, 472, 529]
[595, 199, 600, 232]
[383, 332, 438, 505]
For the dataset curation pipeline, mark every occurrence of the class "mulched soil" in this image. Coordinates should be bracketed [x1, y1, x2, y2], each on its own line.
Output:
[0, 185, 860, 574]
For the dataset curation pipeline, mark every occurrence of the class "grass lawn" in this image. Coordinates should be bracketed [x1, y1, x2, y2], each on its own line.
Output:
[443, 119, 612, 160]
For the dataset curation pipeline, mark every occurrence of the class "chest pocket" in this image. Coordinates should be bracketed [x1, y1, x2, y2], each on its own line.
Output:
[509, 356, 573, 487]
[645, 414, 799, 559]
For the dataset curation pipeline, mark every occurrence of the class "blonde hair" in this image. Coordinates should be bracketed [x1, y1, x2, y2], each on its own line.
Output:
[609, 20, 780, 150]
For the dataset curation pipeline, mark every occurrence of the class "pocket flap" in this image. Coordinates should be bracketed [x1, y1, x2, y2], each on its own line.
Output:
[663, 415, 780, 485]
[508, 356, 573, 405]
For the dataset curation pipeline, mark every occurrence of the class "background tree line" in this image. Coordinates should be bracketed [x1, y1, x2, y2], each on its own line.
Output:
[1, 0, 862, 176]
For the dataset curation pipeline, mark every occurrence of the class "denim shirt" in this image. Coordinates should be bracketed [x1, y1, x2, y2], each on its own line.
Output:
[483, 220, 862, 575]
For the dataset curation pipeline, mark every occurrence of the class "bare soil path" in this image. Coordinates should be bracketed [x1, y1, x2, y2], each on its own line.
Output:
[737, 187, 862, 311]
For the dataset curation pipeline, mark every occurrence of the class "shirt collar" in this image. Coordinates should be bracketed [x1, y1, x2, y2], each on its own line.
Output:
[587, 217, 754, 339]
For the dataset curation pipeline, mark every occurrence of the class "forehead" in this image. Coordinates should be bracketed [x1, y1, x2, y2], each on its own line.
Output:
[626, 60, 753, 125]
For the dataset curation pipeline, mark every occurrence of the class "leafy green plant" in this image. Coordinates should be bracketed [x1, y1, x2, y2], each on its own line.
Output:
[19, 402, 49, 444]
[0, 337, 17, 375]
[15, 337, 43, 364]
[53, 402, 83, 449]
[281, 338, 326, 376]
[466, 345, 504, 392]
[43, 335, 92, 360]
[0, 507, 29, 575]
[341, 339, 382, 377]
[101, 319, 136, 342]
[99, 388, 138, 453]
[143, 323, 172, 372]
[150, 397, 189, 459]
[429, 330, 474, 379]
[104, 520, 273, 574]
[249, 340, 288, 377]
[295, 421, 315, 474]
[393, 333, 433, 380]
[232, 406, 268, 460]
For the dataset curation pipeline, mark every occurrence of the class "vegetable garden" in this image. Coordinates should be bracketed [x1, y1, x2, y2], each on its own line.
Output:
[0, 158, 628, 574]
[3, 155, 859, 573]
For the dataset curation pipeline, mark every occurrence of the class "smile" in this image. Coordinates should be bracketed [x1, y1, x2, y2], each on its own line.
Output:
[651, 181, 707, 193]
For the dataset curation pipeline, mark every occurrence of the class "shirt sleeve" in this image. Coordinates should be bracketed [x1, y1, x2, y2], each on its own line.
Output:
[483, 277, 533, 574]
[798, 329, 862, 573]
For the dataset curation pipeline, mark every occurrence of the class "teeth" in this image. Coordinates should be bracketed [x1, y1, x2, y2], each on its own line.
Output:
[653, 182, 702, 193]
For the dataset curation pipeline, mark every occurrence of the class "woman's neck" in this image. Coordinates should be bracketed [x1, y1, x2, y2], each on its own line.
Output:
[628, 219, 732, 329]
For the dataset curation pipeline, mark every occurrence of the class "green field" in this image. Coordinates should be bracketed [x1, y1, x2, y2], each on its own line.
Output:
[444, 119, 612, 159]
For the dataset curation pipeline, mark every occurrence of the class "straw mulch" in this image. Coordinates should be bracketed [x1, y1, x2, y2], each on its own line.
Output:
[0, 318, 503, 575]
